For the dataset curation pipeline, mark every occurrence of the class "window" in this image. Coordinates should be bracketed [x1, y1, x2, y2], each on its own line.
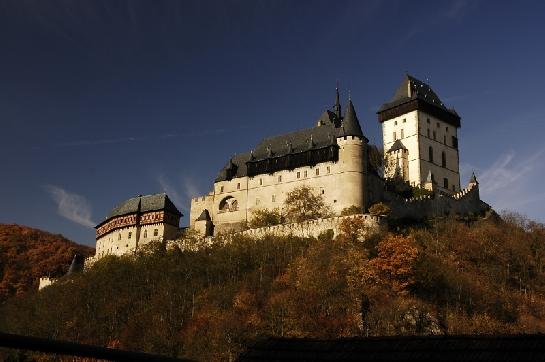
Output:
[304, 170, 307, 177]
[433, 131, 436, 140]
[400, 129, 404, 138]
[118, 234, 121, 240]
[427, 129, 430, 138]
[220, 186, 224, 193]
[144, 230, 147, 238]
[128, 232, 132, 239]
[321, 189, 325, 194]
[395, 120, 398, 125]
[437, 122, 440, 128]
[278, 175, 282, 182]
[446, 127, 449, 133]
[259, 178, 263, 185]
[452, 136, 458, 149]
[256, 198, 260, 205]
[326, 166, 330, 174]
[443, 178, 449, 188]
[427, 118, 430, 124]
[272, 195, 276, 202]
[297, 171, 300, 179]
[316, 168, 320, 176]
[429, 146, 434, 162]
[237, 183, 240, 190]
[442, 151, 446, 167]
[403, 118, 406, 123]
[154, 229, 158, 237]
[452, 185, 455, 191]
[393, 131, 397, 141]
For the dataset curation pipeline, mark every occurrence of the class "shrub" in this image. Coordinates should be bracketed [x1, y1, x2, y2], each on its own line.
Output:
[341, 205, 363, 216]
[249, 208, 283, 228]
[369, 202, 390, 216]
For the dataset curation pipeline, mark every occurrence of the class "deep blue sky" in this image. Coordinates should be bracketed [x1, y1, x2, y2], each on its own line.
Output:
[1, 0, 545, 246]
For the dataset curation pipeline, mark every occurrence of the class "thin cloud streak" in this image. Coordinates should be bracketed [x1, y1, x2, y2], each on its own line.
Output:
[157, 174, 204, 214]
[476, 146, 545, 214]
[46, 185, 95, 228]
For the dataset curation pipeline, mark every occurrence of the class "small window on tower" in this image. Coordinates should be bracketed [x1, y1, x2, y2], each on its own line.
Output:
[400, 129, 404, 138]
[427, 118, 430, 124]
[259, 178, 263, 185]
[429, 146, 434, 162]
[395, 120, 398, 125]
[272, 195, 276, 202]
[316, 168, 320, 176]
[237, 183, 240, 190]
[128, 232, 132, 239]
[433, 131, 436, 140]
[144, 230, 147, 238]
[154, 229, 158, 236]
[403, 118, 406, 123]
[220, 186, 224, 193]
[297, 171, 300, 179]
[442, 151, 446, 168]
[118, 234, 121, 240]
[427, 129, 430, 138]
[446, 127, 449, 133]
[443, 178, 449, 188]
[326, 166, 330, 174]
[437, 122, 440, 128]
[304, 170, 308, 177]
[393, 131, 397, 141]
[278, 175, 282, 182]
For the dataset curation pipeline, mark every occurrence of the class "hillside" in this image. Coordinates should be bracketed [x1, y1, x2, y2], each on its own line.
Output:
[0, 224, 94, 301]
[1, 215, 545, 361]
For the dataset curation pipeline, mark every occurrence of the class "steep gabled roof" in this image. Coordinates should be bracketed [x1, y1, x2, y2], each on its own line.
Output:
[215, 123, 340, 182]
[377, 75, 460, 127]
[105, 193, 182, 220]
[387, 139, 407, 153]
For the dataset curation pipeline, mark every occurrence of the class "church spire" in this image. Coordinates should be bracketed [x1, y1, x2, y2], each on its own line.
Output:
[333, 84, 341, 120]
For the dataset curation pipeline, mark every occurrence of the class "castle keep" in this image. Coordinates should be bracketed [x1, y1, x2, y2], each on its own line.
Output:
[86, 74, 488, 260]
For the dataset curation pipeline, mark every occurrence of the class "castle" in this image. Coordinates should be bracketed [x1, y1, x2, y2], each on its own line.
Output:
[86, 74, 488, 261]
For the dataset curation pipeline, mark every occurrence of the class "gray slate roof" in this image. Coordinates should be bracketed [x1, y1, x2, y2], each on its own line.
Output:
[378, 74, 458, 116]
[106, 193, 182, 219]
[387, 139, 407, 153]
[216, 95, 368, 182]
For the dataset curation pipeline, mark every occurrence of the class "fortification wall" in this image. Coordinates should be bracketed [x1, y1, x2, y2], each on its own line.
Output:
[240, 213, 383, 239]
[385, 183, 489, 220]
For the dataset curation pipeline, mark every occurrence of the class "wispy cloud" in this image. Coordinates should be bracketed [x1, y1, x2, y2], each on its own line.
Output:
[157, 174, 204, 213]
[45, 185, 95, 228]
[473, 146, 545, 215]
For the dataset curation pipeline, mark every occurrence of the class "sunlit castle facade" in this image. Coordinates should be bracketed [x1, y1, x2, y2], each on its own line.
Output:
[94, 193, 182, 258]
[190, 89, 373, 235]
[378, 75, 461, 194]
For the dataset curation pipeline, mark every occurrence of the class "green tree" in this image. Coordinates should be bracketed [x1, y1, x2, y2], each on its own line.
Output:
[249, 208, 283, 228]
[283, 185, 331, 223]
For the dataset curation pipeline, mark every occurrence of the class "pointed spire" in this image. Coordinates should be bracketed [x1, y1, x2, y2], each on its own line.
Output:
[333, 84, 341, 120]
[469, 171, 478, 185]
[341, 98, 363, 138]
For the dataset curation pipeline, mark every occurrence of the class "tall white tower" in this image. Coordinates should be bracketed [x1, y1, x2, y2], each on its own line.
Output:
[377, 75, 461, 194]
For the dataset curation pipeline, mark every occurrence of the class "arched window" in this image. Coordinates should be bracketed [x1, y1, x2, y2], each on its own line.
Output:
[441, 151, 446, 168]
[219, 196, 238, 212]
[428, 146, 434, 163]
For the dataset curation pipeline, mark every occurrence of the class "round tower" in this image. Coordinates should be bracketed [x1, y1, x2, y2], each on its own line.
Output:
[336, 99, 368, 212]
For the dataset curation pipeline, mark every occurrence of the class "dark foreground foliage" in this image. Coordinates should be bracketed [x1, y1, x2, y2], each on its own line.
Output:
[1, 214, 545, 361]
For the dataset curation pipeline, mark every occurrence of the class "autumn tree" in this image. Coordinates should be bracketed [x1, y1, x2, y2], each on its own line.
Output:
[339, 216, 369, 243]
[249, 208, 283, 228]
[341, 205, 363, 216]
[283, 185, 331, 223]
[363, 234, 419, 293]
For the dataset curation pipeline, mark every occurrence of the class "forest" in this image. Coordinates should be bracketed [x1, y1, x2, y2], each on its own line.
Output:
[1, 213, 545, 361]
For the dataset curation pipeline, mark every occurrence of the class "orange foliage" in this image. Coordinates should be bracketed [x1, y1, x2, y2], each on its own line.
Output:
[0, 223, 94, 301]
[364, 234, 419, 293]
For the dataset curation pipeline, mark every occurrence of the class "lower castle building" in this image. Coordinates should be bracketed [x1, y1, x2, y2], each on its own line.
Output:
[93, 193, 182, 258]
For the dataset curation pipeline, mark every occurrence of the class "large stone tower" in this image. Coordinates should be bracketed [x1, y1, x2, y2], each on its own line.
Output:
[377, 75, 461, 194]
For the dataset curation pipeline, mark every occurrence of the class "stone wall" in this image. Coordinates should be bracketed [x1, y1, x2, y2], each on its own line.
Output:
[240, 213, 383, 239]
[385, 182, 489, 220]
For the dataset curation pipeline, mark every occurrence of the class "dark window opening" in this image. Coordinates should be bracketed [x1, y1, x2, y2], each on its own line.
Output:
[429, 146, 434, 163]
[443, 178, 449, 189]
[442, 152, 446, 168]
